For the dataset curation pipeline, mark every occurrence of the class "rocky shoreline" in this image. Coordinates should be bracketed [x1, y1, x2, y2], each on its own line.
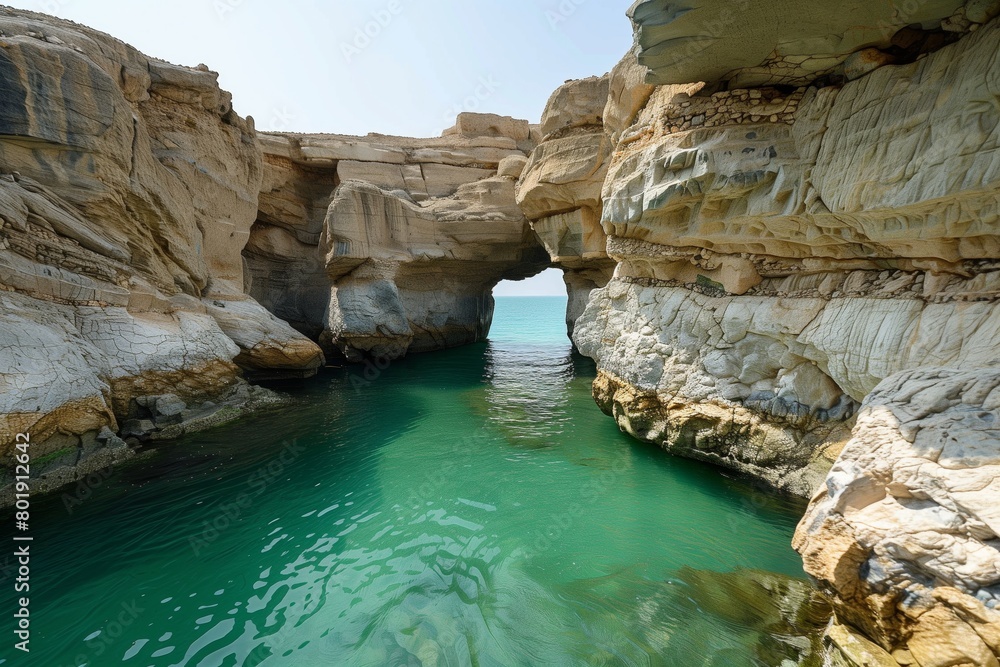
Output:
[564, 1, 1000, 663]
[1, 2, 998, 664]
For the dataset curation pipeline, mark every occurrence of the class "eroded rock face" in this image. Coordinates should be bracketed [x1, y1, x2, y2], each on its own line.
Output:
[323, 178, 546, 359]
[571, 5, 1000, 664]
[516, 76, 617, 336]
[573, 15, 1000, 496]
[794, 368, 1000, 666]
[627, 0, 977, 87]
[0, 8, 322, 501]
[603, 43, 656, 143]
[248, 114, 549, 361]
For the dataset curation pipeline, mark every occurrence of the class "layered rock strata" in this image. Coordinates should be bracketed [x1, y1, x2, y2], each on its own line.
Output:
[627, 0, 986, 87]
[574, 7, 1000, 494]
[249, 115, 549, 361]
[0, 8, 551, 504]
[0, 8, 322, 502]
[571, 2, 1000, 664]
[515, 75, 618, 336]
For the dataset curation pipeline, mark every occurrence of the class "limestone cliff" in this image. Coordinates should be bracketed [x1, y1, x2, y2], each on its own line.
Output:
[515, 75, 617, 337]
[0, 7, 550, 504]
[568, 1, 1000, 664]
[0, 8, 323, 503]
[3, 3, 998, 663]
[574, 4, 1000, 491]
[248, 114, 549, 361]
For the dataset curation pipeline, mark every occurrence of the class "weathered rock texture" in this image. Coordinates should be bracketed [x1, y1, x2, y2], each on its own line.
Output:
[0, 8, 322, 502]
[795, 368, 1000, 665]
[627, 0, 985, 87]
[570, 2, 1000, 664]
[249, 115, 549, 361]
[0, 9, 554, 504]
[516, 75, 618, 336]
[574, 9, 1000, 494]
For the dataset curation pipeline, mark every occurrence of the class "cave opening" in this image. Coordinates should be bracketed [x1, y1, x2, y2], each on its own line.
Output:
[488, 267, 573, 345]
[493, 267, 566, 298]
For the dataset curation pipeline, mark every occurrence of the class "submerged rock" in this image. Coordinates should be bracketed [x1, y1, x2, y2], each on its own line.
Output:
[553, 566, 832, 665]
[559, 5, 1000, 663]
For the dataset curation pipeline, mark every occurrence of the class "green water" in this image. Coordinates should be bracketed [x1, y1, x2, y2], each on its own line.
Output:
[1, 296, 819, 666]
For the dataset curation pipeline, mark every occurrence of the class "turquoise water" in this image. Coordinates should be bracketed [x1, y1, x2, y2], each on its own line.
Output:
[1, 296, 819, 666]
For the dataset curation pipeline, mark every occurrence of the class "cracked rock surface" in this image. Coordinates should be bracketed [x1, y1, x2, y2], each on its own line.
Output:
[0, 7, 322, 501]
[516, 75, 618, 337]
[248, 114, 550, 361]
[627, 0, 974, 87]
[568, 5, 1000, 664]
[794, 368, 1000, 666]
[572, 14, 1000, 498]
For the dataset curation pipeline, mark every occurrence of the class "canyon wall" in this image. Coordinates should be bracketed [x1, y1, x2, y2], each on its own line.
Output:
[576, 6, 1000, 496]
[570, 1, 1000, 664]
[0, 8, 553, 502]
[2, 2, 997, 663]
[0, 8, 326, 502]
[248, 116, 549, 361]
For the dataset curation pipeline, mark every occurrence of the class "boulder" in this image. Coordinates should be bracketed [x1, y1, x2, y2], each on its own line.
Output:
[539, 75, 609, 138]
[794, 368, 1000, 664]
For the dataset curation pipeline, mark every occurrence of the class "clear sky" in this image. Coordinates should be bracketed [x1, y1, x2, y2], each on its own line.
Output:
[494, 267, 566, 296]
[8, 0, 635, 295]
[13, 0, 636, 137]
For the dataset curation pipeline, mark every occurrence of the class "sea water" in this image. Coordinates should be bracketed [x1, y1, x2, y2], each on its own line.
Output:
[0, 296, 819, 666]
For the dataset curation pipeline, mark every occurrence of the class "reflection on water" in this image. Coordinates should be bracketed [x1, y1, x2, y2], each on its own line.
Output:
[0, 297, 824, 666]
[481, 342, 577, 448]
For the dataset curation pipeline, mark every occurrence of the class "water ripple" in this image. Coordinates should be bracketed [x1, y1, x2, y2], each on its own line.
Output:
[2, 297, 816, 666]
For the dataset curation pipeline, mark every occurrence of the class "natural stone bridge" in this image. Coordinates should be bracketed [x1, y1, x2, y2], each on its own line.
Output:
[0, 3, 614, 497]
[3, 3, 1000, 664]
